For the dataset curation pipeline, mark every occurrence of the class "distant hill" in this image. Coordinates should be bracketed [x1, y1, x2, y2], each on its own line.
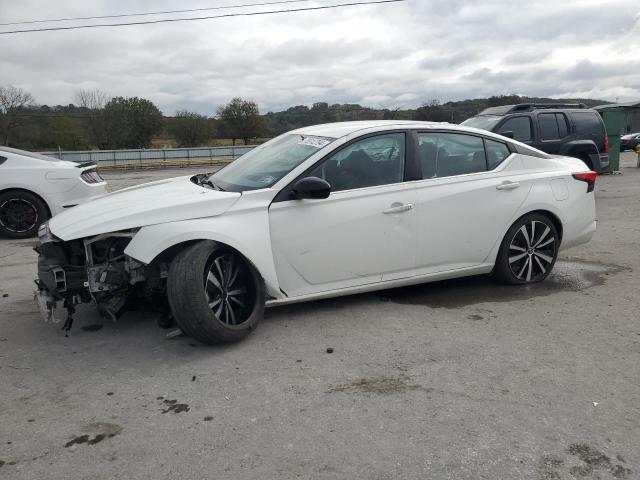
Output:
[262, 95, 612, 136]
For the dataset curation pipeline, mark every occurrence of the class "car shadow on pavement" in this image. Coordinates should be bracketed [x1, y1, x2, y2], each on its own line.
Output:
[265, 257, 629, 318]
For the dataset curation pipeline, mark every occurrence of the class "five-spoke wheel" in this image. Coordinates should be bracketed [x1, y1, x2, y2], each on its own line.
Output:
[0, 191, 49, 239]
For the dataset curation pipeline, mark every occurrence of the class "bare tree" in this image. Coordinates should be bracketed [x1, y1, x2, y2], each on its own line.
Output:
[0, 85, 35, 145]
[74, 89, 108, 111]
[74, 89, 109, 148]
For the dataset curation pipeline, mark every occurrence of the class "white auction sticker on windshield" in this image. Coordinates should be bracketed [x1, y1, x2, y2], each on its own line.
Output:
[298, 136, 332, 149]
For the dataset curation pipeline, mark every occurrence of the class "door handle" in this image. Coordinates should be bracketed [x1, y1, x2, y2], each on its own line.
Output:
[496, 181, 520, 191]
[383, 203, 414, 214]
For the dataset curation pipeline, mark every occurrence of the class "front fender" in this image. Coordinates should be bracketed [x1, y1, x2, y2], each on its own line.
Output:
[124, 209, 283, 299]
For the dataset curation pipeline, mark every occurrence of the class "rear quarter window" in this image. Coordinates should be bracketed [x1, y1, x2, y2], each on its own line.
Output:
[0, 156, 6, 166]
[485, 139, 511, 169]
[571, 112, 604, 136]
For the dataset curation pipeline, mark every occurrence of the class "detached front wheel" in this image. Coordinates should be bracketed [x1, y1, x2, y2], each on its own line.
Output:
[167, 241, 265, 344]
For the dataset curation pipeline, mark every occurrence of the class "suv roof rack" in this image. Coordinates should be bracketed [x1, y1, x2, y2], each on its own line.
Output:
[479, 103, 589, 115]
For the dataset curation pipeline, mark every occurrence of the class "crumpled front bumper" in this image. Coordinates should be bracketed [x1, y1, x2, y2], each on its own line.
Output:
[34, 288, 68, 324]
[34, 223, 90, 323]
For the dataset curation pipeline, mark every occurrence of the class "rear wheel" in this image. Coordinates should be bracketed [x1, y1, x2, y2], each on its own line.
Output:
[0, 190, 49, 239]
[167, 241, 265, 344]
[494, 213, 559, 285]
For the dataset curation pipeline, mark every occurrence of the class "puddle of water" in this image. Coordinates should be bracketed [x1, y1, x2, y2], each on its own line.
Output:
[375, 258, 628, 309]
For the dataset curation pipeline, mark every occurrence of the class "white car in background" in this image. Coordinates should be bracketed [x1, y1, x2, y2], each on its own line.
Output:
[35, 121, 597, 344]
[0, 147, 107, 238]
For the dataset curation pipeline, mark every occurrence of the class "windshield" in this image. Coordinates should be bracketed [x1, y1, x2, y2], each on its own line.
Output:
[211, 133, 335, 191]
[0, 146, 62, 162]
[461, 115, 502, 132]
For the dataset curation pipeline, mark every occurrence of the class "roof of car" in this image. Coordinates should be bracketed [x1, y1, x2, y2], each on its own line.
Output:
[289, 120, 530, 147]
[290, 120, 446, 138]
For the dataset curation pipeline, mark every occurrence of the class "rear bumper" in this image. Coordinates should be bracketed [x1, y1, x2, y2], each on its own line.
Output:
[48, 182, 108, 216]
[589, 153, 609, 173]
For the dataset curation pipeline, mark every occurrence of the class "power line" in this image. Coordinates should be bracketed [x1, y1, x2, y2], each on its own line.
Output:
[0, 0, 405, 35]
[0, 0, 310, 27]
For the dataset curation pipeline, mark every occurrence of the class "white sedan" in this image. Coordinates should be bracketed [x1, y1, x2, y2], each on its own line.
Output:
[0, 147, 107, 238]
[35, 121, 597, 343]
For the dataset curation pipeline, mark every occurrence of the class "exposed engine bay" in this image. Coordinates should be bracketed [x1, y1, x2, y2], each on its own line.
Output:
[35, 224, 169, 331]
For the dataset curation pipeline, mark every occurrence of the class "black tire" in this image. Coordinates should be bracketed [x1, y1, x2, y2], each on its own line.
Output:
[493, 213, 559, 285]
[166, 241, 265, 344]
[0, 190, 49, 239]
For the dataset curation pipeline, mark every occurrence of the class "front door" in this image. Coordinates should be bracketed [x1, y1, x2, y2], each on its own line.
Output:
[269, 132, 417, 298]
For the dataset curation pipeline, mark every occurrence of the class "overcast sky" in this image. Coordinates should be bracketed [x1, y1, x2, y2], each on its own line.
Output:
[0, 0, 638, 115]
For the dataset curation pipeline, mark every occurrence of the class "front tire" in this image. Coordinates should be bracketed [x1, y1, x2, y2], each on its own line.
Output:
[0, 190, 49, 239]
[167, 241, 265, 344]
[493, 213, 559, 285]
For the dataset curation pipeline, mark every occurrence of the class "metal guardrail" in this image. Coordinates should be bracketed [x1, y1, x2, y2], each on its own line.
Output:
[39, 145, 256, 168]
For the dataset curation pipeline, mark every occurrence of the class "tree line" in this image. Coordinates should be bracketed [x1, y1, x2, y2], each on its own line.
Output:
[0, 85, 607, 151]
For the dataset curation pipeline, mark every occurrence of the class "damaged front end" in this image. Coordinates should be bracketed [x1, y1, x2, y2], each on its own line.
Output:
[35, 223, 168, 331]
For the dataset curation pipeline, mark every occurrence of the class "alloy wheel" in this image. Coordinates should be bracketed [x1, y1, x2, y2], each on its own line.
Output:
[204, 253, 250, 326]
[0, 198, 39, 234]
[508, 220, 556, 282]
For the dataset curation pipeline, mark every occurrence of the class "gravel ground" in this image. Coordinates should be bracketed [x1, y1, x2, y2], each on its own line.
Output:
[0, 153, 638, 480]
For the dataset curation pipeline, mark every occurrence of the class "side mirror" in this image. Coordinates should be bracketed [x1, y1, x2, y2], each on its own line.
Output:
[499, 130, 515, 139]
[292, 177, 331, 200]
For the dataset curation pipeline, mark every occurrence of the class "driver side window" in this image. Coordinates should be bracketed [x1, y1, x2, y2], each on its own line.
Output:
[307, 133, 405, 192]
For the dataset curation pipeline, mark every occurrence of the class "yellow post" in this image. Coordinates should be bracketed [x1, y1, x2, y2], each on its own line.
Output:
[635, 144, 640, 168]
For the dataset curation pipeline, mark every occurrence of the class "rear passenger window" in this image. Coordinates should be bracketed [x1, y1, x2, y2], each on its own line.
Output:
[539, 113, 569, 140]
[498, 117, 532, 142]
[539, 113, 559, 140]
[485, 139, 511, 170]
[418, 133, 486, 178]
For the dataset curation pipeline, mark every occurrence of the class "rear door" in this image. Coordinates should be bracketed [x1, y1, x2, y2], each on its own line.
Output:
[412, 131, 531, 274]
[534, 112, 572, 154]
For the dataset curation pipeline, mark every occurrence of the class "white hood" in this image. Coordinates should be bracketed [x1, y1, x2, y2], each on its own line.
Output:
[49, 175, 241, 240]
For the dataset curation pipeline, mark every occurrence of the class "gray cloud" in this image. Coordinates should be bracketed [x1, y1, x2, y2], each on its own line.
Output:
[0, 0, 638, 115]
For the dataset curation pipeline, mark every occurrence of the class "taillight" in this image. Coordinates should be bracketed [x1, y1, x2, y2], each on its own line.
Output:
[603, 133, 609, 153]
[80, 168, 104, 184]
[573, 172, 597, 193]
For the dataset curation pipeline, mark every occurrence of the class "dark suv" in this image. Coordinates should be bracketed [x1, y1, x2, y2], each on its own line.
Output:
[462, 103, 609, 172]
